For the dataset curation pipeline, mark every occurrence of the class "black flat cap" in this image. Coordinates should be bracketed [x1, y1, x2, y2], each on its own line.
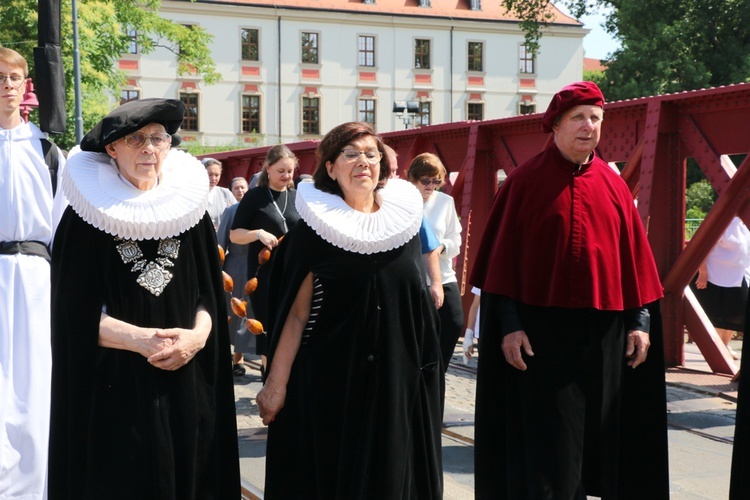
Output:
[81, 98, 185, 152]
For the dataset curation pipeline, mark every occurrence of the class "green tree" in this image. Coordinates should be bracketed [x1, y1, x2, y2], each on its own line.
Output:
[501, 1, 750, 101]
[0, 0, 219, 149]
[685, 179, 716, 217]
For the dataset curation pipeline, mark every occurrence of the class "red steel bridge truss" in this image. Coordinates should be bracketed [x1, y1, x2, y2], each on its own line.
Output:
[210, 82, 750, 375]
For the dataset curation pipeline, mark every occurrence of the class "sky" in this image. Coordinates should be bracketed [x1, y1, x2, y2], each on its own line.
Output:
[556, 5, 622, 61]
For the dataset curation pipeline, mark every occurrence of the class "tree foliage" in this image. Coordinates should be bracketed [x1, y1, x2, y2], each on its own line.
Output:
[0, 0, 219, 149]
[502, 0, 750, 101]
[686, 179, 716, 216]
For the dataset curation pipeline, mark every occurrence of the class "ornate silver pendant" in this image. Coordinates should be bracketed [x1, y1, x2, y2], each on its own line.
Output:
[115, 237, 181, 296]
[136, 261, 173, 296]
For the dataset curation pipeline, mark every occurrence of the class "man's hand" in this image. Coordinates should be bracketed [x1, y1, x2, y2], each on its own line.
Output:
[501, 330, 534, 371]
[625, 330, 650, 368]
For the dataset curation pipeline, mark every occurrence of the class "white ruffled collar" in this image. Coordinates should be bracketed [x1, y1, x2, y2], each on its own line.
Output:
[62, 146, 209, 240]
[295, 178, 422, 254]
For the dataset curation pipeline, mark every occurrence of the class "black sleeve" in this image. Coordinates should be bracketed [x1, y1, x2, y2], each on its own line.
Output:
[623, 305, 650, 333]
[481, 292, 524, 337]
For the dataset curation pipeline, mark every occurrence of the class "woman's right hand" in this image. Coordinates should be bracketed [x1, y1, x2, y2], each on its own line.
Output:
[257, 229, 279, 250]
[256, 379, 287, 425]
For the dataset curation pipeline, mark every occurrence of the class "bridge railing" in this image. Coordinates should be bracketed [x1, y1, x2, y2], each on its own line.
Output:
[206, 82, 750, 375]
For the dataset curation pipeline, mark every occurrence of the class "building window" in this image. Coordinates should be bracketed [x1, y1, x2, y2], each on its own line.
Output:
[302, 97, 320, 135]
[120, 89, 140, 105]
[415, 102, 431, 127]
[241, 28, 259, 61]
[469, 0, 481, 10]
[519, 102, 536, 115]
[358, 36, 375, 67]
[418, 0, 431, 6]
[359, 99, 376, 127]
[301, 32, 319, 64]
[415, 39, 430, 69]
[468, 42, 483, 72]
[241, 95, 261, 133]
[179, 25, 194, 55]
[180, 92, 199, 131]
[467, 102, 483, 121]
[126, 27, 138, 54]
[519, 44, 535, 74]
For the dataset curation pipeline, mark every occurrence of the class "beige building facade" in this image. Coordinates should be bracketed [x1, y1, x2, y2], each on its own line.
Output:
[120, 0, 587, 146]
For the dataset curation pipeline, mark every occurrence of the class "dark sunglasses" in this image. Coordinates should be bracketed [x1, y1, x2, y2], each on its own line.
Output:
[419, 178, 442, 186]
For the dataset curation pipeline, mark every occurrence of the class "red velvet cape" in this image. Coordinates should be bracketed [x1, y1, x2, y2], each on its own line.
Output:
[471, 145, 663, 310]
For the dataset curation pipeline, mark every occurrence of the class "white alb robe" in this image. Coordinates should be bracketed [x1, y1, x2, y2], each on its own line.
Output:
[0, 121, 66, 500]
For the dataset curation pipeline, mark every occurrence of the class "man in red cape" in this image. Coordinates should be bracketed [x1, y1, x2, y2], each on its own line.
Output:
[471, 81, 669, 499]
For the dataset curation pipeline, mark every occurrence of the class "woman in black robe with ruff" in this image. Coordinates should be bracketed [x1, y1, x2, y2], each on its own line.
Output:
[257, 122, 443, 499]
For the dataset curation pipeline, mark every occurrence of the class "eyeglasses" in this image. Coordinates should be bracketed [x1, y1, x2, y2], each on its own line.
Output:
[123, 132, 172, 149]
[419, 178, 442, 186]
[0, 74, 25, 88]
[339, 149, 383, 165]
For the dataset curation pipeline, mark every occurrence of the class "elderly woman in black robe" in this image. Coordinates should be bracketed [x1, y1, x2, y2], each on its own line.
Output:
[49, 99, 239, 499]
[256, 122, 443, 498]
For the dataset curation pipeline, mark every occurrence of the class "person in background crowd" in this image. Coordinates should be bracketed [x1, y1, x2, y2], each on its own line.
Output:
[217, 176, 253, 376]
[257, 122, 442, 498]
[691, 216, 750, 360]
[407, 153, 464, 389]
[463, 286, 481, 365]
[385, 144, 443, 309]
[470, 81, 668, 499]
[0, 46, 67, 500]
[230, 144, 301, 374]
[203, 157, 236, 230]
[49, 98, 240, 498]
[294, 173, 313, 188]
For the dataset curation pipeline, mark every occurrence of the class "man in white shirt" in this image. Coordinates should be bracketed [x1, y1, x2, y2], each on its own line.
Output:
[202, 157, 236, 230]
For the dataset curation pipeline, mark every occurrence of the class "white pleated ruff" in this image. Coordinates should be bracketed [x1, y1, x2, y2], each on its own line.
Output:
[295, 178, 422, 255]
[62, 147, 209, 240]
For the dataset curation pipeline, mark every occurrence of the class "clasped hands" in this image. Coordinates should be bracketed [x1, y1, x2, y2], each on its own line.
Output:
[137, 327, 208, 371]
[501, 329, 650, 371]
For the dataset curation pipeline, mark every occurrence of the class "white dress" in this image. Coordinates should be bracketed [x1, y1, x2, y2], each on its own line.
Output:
[0, 121, 67, 500]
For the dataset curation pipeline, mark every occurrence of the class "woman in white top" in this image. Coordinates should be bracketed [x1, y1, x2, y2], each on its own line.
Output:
[692, 216, 750, 359]
[407, 153, 464, 383]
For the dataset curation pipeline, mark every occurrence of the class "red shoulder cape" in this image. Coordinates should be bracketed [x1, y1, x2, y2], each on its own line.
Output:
[471, 145, 663, 310]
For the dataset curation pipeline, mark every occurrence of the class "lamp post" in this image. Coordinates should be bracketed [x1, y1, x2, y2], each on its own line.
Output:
[393, 100, 420, 129]
[20, 79, 39, 123]
[72, 0, 83, 143]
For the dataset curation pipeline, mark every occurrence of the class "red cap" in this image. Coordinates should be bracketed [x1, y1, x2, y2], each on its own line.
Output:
[542, 81, 604, 133]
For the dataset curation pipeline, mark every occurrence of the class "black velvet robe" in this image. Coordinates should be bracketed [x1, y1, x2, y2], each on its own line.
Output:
[49, 209, 240, 500]
[730, 295, 750, 499]
[475, 298, 669, 499]
[264, 221, 443, 499]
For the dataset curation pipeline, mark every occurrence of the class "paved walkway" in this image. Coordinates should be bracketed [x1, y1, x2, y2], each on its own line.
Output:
[234, 340, 742, 499]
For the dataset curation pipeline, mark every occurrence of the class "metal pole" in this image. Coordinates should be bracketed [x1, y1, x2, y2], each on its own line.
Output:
[72, 0, 83, 144]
